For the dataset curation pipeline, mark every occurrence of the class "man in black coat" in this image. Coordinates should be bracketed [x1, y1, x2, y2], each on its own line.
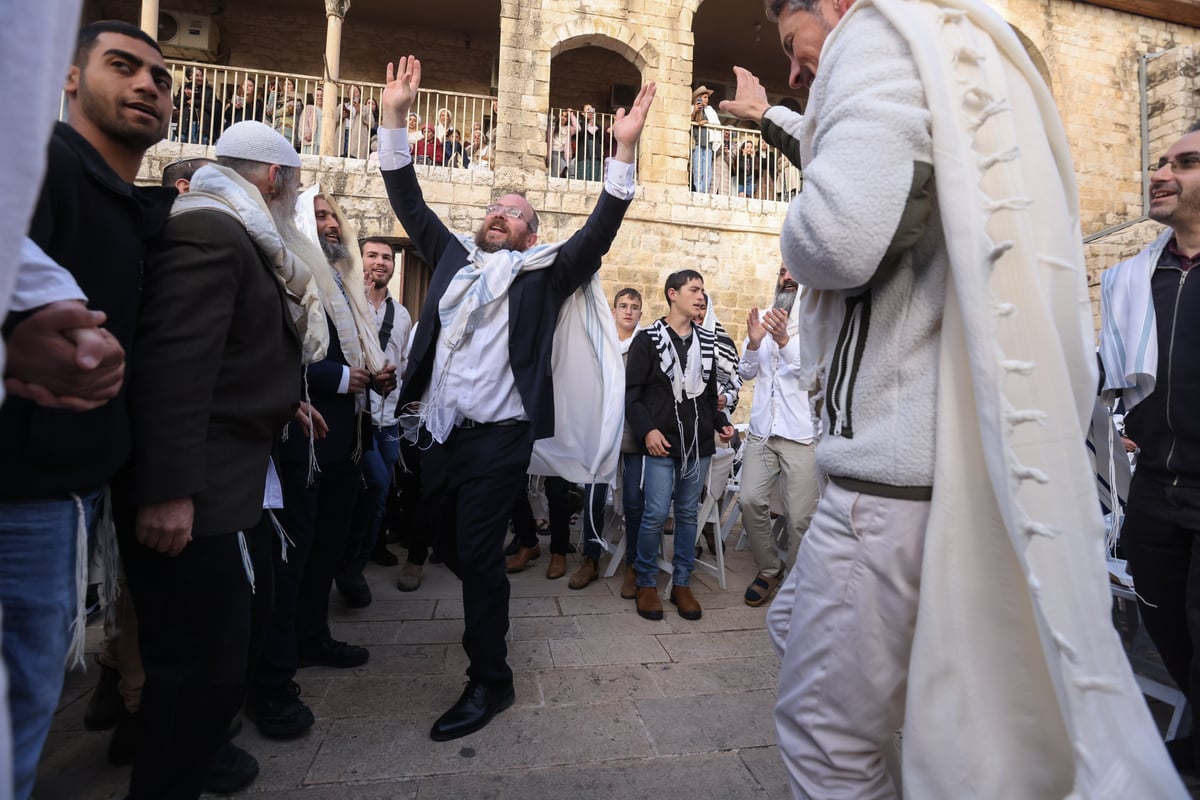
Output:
[122, 121, 313, 798]
[377, 56, 655, 741]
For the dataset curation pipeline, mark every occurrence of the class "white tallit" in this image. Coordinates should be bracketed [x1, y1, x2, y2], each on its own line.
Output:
[799, 1, 1184, 796]
[1099, 229, 1171, 412]
[294, 185, 387, 376]
[172, 164, 327, 364]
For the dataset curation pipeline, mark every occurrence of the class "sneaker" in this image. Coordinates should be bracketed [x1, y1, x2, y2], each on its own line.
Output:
[83, 663, 122, 731]
[620, 564, 638, 600]
[396, 561, 424, 592]
[335, 571, 372, 608]
[203, 742, 259, 794]
[247, 681, 315, 740]
[299, 637, 370, 669]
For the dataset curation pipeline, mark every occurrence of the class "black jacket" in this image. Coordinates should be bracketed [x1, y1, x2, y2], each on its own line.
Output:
[130, 209, 301, 536]
[381, 162, 631, 440]
[1123, 245, 1200, 488]
[625, 323, 730, 459]
[1, 123, 175, 500]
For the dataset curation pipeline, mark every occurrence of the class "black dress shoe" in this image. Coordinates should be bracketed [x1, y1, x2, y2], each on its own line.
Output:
[430, 681, 515, 742]
[299, 637, 370, 669]
[203, 741, 259, 794]
[246, 681, 314, 740]
[335, 571, 373, 608]
[83, 663, 122, 731]
[107, 706, 143, 766]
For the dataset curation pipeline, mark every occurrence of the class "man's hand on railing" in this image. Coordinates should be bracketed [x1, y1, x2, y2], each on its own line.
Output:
[381, 56, 421, 129]
[609, 81, 657, 164]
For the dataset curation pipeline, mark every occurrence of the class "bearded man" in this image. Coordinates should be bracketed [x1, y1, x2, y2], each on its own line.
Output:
[735, 264, 818, 607]
[122, 120, 328, 799]
[378, 56, 654, 741]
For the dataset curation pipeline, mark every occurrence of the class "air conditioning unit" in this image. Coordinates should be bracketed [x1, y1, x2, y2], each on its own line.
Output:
[157, 10, 221, 62]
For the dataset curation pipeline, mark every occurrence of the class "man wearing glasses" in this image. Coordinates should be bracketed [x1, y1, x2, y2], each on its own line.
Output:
[1101, 121, 1200, 779]
[375, 56, 656, 742]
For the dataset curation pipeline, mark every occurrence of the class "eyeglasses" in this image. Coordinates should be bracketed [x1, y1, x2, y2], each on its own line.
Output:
[1150, 153, 1200, 174]
[485, 204, 528, 223]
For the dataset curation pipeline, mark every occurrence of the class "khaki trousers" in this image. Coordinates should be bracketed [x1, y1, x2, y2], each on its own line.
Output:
[767, 480, 928, 799]
[738, 435, 819, 577]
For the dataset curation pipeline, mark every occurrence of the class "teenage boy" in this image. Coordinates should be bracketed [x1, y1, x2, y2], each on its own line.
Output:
[624, 271, 732, 620]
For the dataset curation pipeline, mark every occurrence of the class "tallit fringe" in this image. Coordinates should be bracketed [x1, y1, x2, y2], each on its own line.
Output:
[237, 530, 255, 593]
[66, 493, 88, 671]
[267, 510, 295, 563]
[95, 488, 122, 637]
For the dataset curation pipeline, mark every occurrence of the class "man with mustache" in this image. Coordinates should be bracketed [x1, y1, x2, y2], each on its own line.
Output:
[0, 21, 174, 799]
[377, 55, 655, 740]
[736, 264, 817, 607]
[1100, 121, 1200, 779]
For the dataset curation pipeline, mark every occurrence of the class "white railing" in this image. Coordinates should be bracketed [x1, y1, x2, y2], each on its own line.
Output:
[545, 106, 637, 182]
[689, 122, 801, 202]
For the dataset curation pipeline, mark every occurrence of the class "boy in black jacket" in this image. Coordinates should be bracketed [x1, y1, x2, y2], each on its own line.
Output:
[624, 270, 733, 621]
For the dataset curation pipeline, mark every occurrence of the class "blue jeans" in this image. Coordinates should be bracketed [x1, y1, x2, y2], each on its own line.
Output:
[0, 490, 101, 800]
[621, 454, 645, 568]
[691, 146, 713, 192]
[634, 455, 711, 588]
[345, 424, 399, 573]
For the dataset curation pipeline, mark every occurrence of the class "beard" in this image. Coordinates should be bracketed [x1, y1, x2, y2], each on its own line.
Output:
[474, 224, 515, 253]
[78, 72, 167, 150]
[773, 287, 798, 311]
[320, 238, 349, 261]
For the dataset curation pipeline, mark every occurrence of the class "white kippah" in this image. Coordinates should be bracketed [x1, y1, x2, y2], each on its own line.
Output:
[215, 121, 301, 168]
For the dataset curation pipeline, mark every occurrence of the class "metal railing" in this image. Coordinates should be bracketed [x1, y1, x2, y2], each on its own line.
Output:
[689, 122, 801, 202]
[545, 106, 636, 182]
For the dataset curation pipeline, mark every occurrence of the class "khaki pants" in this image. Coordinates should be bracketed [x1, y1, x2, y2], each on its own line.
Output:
[98, 580, 145, 713]
[739, 435, 819, 577]
[767, 480, 928, 799]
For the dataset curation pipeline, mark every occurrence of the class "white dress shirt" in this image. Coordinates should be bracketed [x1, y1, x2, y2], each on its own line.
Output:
[738, 334, 814, 443]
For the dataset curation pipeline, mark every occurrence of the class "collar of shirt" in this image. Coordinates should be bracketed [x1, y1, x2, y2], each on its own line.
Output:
[1165, 236, 1200, 273]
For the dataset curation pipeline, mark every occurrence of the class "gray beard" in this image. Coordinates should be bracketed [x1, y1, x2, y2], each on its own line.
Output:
[773, 287, 798, 311]
[321, 239, 349, 261]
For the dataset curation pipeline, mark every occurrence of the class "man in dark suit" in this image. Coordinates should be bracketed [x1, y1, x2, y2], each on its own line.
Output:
[121, 121, 315, 799]
[376, 56, 656, 741]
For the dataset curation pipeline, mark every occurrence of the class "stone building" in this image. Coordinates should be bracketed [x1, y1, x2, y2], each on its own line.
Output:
[82, 0, 1200, 394]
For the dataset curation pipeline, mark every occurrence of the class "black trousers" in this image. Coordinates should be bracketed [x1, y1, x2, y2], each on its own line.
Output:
[120, 516, 274, 800]
[1123, 472, 1200, 761]
[397, 437, 437, 567]
[423, 422, 533, 686]
[253, 458, 359, 693]
[544, 475, 576, 555]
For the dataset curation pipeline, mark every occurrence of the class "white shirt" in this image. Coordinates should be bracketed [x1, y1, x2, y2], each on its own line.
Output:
[368, 291, 411, 427]
[738, 334, 814, 443]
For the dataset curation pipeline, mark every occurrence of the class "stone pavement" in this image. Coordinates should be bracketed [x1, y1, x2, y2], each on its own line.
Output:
[36, 534, 793, 799]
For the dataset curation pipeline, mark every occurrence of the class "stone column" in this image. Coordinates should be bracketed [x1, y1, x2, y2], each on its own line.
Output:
[321, 0, 350, 156]
[139, 0, 159, 38]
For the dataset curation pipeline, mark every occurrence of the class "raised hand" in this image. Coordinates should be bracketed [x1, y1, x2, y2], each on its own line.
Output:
[746, 307, 767, 349]
[719, 66, 771, 124]
[610, 81, 658, 164]
[381, 56, 421, 129]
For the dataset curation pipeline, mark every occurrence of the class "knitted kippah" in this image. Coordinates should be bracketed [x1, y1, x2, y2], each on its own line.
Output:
[215, 121, 301, 168]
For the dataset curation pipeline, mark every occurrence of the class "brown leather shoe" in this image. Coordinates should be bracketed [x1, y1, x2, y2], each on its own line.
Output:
[635, 586, 663, 620]
[620, 564, 638, 599]
[568, 557, 599, 590]
[505, 545, 541, 573]
[669, 585, 702, 620]
[546, 553, 567, 580]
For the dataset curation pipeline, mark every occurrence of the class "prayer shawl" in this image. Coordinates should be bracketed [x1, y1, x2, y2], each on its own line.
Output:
[1099, 229, 1171, 413]
[171, 165, 327, 364]
[700, 299, 742, 414]
[800, 1, 1183, 796]
[295, 185, 387, 377]
[642, 319, 716, 474]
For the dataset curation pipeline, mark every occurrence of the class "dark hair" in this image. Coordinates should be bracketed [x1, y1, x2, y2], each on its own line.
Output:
[613, 287, 642, 306]
[663, 269, 704, 303]
[161, 157, 211, 187]
[360, 237, 395, 256]
[75, 20, 162, 66]
[764, 0, 821, 21]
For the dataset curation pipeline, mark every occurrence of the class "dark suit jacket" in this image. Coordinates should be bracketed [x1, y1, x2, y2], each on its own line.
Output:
[382, 164, 632, 440]
[130, 209, 302, 537]
[278, 315, 365, 466]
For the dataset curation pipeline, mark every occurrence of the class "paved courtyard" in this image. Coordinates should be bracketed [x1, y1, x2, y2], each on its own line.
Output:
[37, 535, 793, 799]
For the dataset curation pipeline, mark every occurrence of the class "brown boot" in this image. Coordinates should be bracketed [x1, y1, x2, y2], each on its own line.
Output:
[546, 553, 567, 580]
[505, 544, 541, 573]
[568, 557, 599, 590]
[669, 585, 702, 620]
[635, 586, 663, 620]
[620, 564, 638, 599]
